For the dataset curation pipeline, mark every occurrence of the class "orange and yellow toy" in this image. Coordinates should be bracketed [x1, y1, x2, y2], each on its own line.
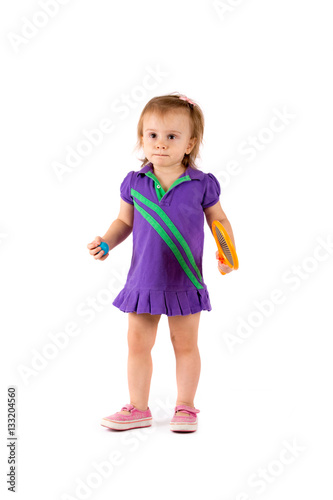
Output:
[212, 220, 239, 275]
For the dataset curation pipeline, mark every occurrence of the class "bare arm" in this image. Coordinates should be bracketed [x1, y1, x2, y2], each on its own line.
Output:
[204, 201, 237, 275]
[87, 199, 134, 260]
[102, 219, 132, 250]
[203, 201, 236, 249]
[102, 198, 134, 250]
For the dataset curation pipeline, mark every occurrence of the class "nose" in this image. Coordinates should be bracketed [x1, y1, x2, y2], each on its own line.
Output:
[156, 141, 166, 150]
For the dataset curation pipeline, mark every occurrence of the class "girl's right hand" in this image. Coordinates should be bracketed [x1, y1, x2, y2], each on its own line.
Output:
[87, 236, 109, 261]
[216, 250, 232, 274]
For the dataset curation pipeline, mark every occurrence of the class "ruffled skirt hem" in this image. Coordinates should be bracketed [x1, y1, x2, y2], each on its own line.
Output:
[112, 287, 212, 316]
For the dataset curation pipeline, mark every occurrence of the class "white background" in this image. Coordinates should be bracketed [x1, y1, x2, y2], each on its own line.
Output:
[1, 0, 332, 499]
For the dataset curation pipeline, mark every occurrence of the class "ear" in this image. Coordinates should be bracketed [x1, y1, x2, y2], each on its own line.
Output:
[186, 137, 197, 154]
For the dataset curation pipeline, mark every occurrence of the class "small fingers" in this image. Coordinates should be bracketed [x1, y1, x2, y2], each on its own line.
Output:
[93, 248, 104, 259]
[218, 263, 232, 273]
[87, 237, 102, 249]
[95, 249, 110, 260]
[88, 246, 100, 256]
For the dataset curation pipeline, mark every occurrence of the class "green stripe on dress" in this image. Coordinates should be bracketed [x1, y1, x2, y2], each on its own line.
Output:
[132, 199, 203, 289]
[131, 188, 203, 282]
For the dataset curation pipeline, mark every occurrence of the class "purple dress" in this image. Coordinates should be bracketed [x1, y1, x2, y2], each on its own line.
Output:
[112, 162, 221, 316]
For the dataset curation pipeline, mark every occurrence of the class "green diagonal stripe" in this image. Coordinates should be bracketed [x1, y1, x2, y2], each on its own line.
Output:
[131, 188, 202, 282]
[133, 200, 203, 289]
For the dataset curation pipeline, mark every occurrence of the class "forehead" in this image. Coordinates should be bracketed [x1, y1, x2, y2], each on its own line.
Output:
[143, 110, 191, 132]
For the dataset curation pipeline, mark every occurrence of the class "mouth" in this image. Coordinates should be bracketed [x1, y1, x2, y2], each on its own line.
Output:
[154, 154, 168, 157]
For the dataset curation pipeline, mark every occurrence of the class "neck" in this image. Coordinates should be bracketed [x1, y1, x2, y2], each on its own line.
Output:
[153, 164, 187, 177]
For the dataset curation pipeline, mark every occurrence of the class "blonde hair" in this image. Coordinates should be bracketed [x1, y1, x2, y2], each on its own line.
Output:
[133, 92, 205, 170]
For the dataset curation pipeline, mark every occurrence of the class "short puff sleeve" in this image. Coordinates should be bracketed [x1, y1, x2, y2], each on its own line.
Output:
[120, 171, 134, 205]
[202, 173, 221, 209]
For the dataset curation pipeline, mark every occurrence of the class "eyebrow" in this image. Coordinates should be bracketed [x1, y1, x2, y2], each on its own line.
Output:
[145, 129, 182, 134]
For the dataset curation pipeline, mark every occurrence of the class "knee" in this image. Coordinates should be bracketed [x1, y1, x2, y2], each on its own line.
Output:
[128, 329, 156, 354]
[168, 312, 200, 354]
[170, 333, 197, 354]
[127, 312, 160, 354]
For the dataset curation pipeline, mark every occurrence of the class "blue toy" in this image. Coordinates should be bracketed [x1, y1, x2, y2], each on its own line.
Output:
[99, 242, 109, 255]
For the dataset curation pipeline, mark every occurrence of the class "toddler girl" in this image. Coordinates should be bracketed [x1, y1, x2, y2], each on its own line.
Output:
[87, 93, 236, 433]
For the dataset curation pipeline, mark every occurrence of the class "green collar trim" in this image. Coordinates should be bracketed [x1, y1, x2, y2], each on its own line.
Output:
[145, 171, 191, 202]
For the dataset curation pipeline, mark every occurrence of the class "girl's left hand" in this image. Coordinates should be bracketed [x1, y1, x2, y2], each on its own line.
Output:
[216, 250, 233, 274]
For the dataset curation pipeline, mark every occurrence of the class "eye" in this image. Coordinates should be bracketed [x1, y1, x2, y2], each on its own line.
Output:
[149, 133, 156, 138]
[168, 134, 176, 139]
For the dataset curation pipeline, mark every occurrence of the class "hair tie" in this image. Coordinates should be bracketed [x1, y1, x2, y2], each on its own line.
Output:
[179, 95, 196, 109]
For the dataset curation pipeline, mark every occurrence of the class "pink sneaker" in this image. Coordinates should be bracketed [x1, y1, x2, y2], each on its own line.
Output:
[101, 404, 152, 431]
[170, 404, 200, 432]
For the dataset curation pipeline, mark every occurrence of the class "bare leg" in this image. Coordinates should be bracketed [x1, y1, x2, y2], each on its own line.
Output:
[168, 312, 201, 416]
[119, 312, 161, 414]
